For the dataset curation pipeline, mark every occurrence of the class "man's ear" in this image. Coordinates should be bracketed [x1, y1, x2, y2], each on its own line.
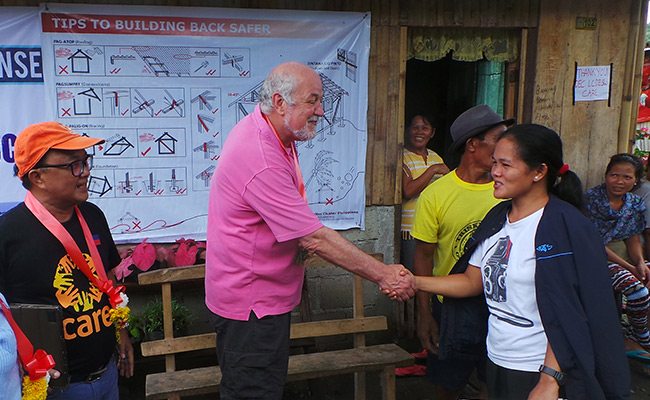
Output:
[27, 169, 46, 188]
[465, 137, 476, 152]
[272, 92, 286, 116]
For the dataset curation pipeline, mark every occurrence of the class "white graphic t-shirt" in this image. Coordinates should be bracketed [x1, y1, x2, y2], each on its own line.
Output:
[469, 207, 547, 372]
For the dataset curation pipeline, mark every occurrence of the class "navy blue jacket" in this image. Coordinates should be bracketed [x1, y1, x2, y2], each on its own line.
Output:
[438, 196, 630, 399]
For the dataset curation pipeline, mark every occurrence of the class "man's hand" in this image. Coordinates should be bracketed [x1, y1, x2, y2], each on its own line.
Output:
[117, 328, 134, 378]
[417, 309, 439, 354]
[377, 264, 416, 301]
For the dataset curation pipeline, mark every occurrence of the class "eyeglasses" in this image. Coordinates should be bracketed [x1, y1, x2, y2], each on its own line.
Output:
[35, 155, 93, 177]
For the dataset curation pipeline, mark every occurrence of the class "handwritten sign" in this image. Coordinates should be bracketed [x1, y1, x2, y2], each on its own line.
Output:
[574, 65, 611, 102]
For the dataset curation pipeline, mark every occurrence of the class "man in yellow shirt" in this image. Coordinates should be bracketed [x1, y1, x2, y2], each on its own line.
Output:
[411, 105, 513, 399]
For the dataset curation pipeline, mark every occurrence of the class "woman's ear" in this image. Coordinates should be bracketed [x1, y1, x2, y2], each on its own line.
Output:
[533, 163, 548, 182]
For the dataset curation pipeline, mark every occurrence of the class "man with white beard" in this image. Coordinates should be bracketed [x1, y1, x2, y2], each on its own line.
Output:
[204, 61, 417, 400]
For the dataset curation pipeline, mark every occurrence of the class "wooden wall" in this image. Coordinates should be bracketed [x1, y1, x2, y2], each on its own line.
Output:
[532, 0, 646, 189]
[2, 0, 644, 201]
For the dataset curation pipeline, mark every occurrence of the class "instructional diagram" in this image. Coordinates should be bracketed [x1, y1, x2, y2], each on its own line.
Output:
[54, 45, 250, 78]
[40, 4, 370, 240]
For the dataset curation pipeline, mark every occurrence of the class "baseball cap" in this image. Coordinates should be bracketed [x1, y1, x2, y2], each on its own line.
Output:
[449, 105, 515, 151]
[14, 121, 105, 179]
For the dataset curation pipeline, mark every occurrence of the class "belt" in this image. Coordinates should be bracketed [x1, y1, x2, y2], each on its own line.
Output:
[70, 359, 110, 384]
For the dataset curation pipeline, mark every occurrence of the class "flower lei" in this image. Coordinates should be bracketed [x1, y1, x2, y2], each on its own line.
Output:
[22, 374, 50, 400]
[109, 292, 130, 344]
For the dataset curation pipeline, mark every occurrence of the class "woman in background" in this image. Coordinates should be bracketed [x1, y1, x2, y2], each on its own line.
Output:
[584, 153, 650, 360]
[401, 114, 449, 272]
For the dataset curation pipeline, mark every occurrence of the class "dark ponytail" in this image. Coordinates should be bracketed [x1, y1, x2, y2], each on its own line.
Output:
[499, 124, 584, 209]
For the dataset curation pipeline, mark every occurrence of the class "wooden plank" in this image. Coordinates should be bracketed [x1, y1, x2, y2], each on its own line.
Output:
[145, 344, 414, 399]
[138, 264, 205, 285]
[141, 333, 216, 357]
[292, 316, 386, 339]
[396, 26, 407, 204]
[141, 316, 388, 357]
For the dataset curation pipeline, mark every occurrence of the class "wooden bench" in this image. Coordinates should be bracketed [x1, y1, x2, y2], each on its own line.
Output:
[137, 254, 414, 400]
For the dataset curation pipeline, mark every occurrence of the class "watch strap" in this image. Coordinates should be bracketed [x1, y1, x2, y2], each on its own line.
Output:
[539, 364, 567, 385]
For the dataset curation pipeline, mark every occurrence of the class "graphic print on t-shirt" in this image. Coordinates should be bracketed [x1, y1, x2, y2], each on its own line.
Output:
[452, 220, 482, 260]
[483, 236, 511, 302]
[483, 235, 534, 328]
[53, 253, 103, 312]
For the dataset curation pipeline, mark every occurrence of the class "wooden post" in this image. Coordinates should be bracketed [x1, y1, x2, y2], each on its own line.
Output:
[353, 274, 366, 400]
[380, 365, 397, 400]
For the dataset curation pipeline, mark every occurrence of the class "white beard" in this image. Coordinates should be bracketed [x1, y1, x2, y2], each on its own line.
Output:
[284, 107, 318, 141]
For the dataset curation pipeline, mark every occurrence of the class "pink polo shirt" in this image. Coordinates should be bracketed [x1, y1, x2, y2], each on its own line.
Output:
[205, 105, 323, 321]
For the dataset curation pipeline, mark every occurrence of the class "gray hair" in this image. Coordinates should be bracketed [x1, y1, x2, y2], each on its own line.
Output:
[259, 70, 298, 114]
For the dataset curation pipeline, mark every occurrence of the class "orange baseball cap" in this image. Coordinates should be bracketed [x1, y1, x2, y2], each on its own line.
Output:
[14, 121, 105, 180]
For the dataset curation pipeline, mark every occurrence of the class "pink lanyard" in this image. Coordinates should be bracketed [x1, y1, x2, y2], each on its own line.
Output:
[24, 191, 125, 308]
[0, 300, 55, 379]
[261, 113, 307, 202]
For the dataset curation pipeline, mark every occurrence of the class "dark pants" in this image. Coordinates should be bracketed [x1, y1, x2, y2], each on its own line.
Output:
[426, 296, 487, 392]
[211, 311, 291, 400]
[486, 359, 566, 399]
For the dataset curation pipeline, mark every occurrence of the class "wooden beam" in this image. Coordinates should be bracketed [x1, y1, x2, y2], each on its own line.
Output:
[141, 316, 388, 357]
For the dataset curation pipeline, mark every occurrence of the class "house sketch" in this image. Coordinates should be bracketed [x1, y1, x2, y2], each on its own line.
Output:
[229, 73, 348, 144]
[68, 49, 92, 73]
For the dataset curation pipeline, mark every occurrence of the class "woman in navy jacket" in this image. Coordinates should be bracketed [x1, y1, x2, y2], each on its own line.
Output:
[413, 124, 629, 399]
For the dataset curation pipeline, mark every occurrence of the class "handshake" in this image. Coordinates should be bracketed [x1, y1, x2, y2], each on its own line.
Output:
[378, 264, 417, 301]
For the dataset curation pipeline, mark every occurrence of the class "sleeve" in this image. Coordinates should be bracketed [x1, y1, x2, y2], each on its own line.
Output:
[565, 215, 630, 397]
[628, 194, 647, 237]
[411, 186, 440, 243]
[468, 241, 486, 269]
[243, 167, 323, 243]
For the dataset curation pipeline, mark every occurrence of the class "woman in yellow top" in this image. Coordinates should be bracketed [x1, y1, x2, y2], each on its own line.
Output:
[401, 115, 449, 272]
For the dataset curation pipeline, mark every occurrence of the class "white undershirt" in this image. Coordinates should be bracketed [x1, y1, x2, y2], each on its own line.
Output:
[469, 207, 547, 372]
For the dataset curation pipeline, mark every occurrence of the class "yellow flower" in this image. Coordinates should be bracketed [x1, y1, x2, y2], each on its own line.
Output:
[22, 376, 48, 400]
[109, 305, 131, 330]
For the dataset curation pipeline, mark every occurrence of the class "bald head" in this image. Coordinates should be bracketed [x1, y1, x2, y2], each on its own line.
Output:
[259, 62, 320, 114]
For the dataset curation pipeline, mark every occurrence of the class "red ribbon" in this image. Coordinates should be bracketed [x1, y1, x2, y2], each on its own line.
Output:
[0, 301, 55, 380]
[24, 191, 124, 309]
[24, 349, 56, 380]
[558, 164, 570, 177]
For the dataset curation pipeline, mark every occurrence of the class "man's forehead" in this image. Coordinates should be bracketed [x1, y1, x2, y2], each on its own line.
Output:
[44, 148, 87, 161]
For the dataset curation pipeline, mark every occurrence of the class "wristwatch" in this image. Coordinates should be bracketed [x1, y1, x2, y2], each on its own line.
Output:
[539, 365, 567, 385]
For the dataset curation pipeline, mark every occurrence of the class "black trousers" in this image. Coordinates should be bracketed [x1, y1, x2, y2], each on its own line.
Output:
[211, 310, 291, 400]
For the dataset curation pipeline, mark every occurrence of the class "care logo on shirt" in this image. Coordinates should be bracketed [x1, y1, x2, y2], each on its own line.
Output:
[452, 220, 481, 260]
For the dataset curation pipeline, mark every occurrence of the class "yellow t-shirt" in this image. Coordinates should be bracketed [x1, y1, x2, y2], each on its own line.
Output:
[412, 170, 501, 278]
[401, 148, 445, 233]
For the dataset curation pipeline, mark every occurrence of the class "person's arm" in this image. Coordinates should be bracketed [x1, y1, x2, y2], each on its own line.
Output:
[414, 265, 483, 298]
[413, 240, 437, 353]
[644, 228, 650, 261]
[527, 342, 561, 400]
[299, 226, 416, 301]
[402, 163, 449, 200]
[606, 237, 650, 285]
[623, 235, 650, 285]
[117, 328, 134, 377]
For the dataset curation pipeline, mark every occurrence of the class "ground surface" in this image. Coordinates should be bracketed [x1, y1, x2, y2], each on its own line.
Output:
[119, 335, 650, 399]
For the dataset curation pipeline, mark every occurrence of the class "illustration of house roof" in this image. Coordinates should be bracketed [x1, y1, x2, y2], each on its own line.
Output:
[68, 49, 92, 60]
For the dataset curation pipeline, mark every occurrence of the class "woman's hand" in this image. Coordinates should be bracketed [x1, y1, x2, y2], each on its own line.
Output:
[428, 164, 450, 176]
[528, 373, 560, 400]
[635, 262, 650, 286]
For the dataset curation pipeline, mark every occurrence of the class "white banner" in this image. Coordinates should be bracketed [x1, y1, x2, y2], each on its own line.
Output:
[0, 8, 51, 214]
[39, 3, 370, 242]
